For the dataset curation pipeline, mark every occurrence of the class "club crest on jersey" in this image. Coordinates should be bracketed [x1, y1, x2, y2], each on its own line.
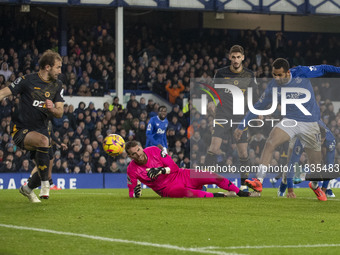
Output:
[22, 129, 28, 134]
[295, 145, 302, 155]
[161, 151, 167, 158]
[45, 92, 50, 98]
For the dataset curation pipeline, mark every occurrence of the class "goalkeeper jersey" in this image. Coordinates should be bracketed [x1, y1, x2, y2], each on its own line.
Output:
[127, 146, 180, 198]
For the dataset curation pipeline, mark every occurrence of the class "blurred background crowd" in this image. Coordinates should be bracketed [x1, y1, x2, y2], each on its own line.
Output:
[0, 10, 339, 174]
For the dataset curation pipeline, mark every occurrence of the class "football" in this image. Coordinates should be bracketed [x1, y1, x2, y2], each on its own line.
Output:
[103, 134, 125, 157]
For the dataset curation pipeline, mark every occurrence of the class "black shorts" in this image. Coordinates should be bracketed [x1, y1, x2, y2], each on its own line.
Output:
[12, 126, 49, 150]
[212, 121, 248, 144]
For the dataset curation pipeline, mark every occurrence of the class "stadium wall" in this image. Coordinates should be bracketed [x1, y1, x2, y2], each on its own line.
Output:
[3, 4, 340, 32]
[203, 13, 340, 33]
[1, 173, 340, 190]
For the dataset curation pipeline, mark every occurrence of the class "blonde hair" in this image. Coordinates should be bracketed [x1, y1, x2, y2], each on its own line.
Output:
[39, 50, 62, 69]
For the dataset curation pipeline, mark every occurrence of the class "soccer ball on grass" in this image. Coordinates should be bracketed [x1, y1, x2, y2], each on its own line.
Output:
[103, 134, 125, 157]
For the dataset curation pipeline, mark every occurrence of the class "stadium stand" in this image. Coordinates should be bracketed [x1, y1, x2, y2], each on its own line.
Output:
[0, 6, 339, 173]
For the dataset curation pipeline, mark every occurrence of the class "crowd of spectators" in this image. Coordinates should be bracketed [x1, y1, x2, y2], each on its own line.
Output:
[0, 10, 340, 174]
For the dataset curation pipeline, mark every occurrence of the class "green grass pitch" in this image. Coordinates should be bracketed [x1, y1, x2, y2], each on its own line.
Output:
[1, 188, 340, 255]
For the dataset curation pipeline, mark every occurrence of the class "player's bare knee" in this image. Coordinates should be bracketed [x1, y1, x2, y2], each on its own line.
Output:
[265, 138, 278, 151]
[36, 135, 49, 147]
[209, 137, 222, 153]
[306, 150, 321, 164]
[208, 144, 219, 154]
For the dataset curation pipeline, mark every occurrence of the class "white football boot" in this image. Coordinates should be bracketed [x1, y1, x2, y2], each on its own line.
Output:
[19, 185, 41, 203]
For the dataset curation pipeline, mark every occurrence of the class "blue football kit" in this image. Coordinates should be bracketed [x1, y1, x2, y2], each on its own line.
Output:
[239, 65, 340, 130]
[146, 116, 168, 149]
[279, 120, 336, 194]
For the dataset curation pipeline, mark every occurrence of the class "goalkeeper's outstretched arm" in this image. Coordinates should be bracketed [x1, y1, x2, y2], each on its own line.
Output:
[128, 173, 141, 198]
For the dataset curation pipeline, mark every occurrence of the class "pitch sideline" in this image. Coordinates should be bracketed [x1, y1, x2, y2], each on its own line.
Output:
[201, 243, 340, 250]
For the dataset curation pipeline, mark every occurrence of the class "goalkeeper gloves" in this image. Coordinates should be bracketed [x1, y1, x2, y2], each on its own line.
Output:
[134, 181, 142, 198]
[146, 167, 171, 180]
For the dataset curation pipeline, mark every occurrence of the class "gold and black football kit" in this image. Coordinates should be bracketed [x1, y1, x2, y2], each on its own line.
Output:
[213, 66, 257, 143]
[9, 73, 64, 149]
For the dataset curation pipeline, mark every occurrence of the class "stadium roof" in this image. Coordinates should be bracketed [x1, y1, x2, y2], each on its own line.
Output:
[2, 0, 340, 15]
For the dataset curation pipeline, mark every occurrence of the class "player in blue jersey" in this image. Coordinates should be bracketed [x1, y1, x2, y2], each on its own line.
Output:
[278, 121, 336, 198]
[146, 106, 168, 153]
[234, 58, 340, 200]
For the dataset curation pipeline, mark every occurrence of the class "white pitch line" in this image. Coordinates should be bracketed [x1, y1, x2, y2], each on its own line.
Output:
[271, 196, 340, 201]
[201, 243, 340, 250]
[0, 224, 244, 255]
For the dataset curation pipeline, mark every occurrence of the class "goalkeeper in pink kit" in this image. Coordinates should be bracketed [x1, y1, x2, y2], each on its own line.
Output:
[126, 141, 259, 198]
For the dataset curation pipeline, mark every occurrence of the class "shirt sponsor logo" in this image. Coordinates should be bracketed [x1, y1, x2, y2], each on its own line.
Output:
[157, 128, 165, 134]
[32, 100, 46, 108]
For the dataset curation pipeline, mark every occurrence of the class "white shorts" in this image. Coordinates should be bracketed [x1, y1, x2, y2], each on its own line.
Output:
[276, 118, 321, 151]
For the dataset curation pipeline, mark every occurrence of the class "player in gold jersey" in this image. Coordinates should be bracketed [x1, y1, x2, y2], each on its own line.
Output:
[204, 45, 258, 191]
